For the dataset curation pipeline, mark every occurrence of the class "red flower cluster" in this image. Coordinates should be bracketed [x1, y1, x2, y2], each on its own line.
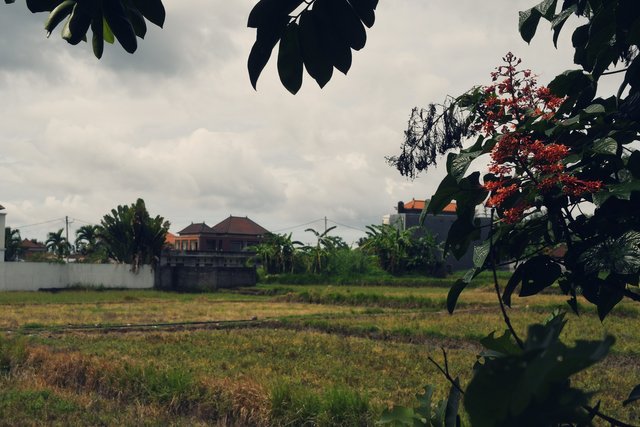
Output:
[479, 53, 602, 223]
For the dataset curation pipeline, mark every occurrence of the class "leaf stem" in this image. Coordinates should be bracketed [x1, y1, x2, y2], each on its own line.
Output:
[490, 209, 524, 349]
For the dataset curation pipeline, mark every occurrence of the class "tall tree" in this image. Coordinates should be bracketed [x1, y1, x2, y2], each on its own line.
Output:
[4, 227, 22, 261]
[99, 198, 169, 269]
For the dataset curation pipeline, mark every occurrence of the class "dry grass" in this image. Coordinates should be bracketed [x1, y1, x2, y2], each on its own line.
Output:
[0, 300, 365, 329]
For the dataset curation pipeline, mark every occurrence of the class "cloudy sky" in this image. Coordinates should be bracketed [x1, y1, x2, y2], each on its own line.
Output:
[1, 0, 579, 245]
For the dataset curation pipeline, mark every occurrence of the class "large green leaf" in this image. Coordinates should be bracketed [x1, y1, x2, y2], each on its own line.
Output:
[427, 172, 487, 215]
[446, 150, 482, 183]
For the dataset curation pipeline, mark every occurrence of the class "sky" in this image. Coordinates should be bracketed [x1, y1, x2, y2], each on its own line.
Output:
[1, 0, 580, 246]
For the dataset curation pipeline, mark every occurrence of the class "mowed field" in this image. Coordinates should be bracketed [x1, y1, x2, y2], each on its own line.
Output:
[0, 278, 638, 426]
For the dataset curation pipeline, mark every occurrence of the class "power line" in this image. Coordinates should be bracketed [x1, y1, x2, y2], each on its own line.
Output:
[71, 218, 96, 225]
[270, 218, 325, 233]
[14, 218, 65, 229]
[327, 219, 367, 233]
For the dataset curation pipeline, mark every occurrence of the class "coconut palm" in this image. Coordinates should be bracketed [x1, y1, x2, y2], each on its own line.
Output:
[45, 228, 70, 260]
[4, 227, 22, 261]
[75, 224, 100, 254]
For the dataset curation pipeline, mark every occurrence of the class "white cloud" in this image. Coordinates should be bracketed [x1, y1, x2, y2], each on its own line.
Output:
[1, 0, 585, 245]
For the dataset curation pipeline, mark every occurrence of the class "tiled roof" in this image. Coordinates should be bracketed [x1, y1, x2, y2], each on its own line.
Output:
[404, 199, 457, 214]
[165, 232, 177, 245]
[210, 216, 269, 236]
[20, 239, 46, 250]
[177, 222, 213, 235]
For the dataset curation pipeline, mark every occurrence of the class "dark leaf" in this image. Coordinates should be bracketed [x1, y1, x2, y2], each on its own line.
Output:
[623, 384, 640, 406]
[62, 2, 92, 45]
[480, 330, 522, 356]
[627, 151, 640, 179]
[427, 172, 486, 215]
[447, 150, 482, 183]
[299, 9, 332, 88]
[519, 6, 542, 43]
[91, 16, 104, 59]
[131, 0, 165, 28]
[247, 0, 303, 28]
[447, 268, 478, 313]
[597, 287, 623, 320]
[445, 217, 481, 260]
[326, 0, 366, 50]
[591, 137, 617, 155]
[503, 256, 561, 306]
[103, 0, 137, 53]
[247, 15, 289, 89]
[551, 5, 576, 47]
[346, 0, 375, 27]
[277, 23, 303, 94]
[127, 7, 147, 39]
[472, 240, 490, 269]
[44, 0, 75, 36]
[444, 378, 462, 427]
[26, 0, 60, 12]
[314, 7, 352, 74]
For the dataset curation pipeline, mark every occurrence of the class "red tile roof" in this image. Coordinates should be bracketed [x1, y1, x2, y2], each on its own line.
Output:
[210, 216, 269, 236]
[404, 199, 456, 214]
[177, 222, 213, 235]
[20, 239, 46, 250]
[165, 232, 177, 245]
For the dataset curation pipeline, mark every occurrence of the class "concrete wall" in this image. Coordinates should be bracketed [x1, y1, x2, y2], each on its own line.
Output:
[155, 265, 256, 292]
[0, 262, 153, 291]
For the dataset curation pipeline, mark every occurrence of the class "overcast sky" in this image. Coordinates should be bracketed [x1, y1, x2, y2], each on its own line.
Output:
[1, 0, 580, 246]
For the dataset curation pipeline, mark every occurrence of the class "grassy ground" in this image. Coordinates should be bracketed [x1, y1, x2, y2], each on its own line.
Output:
[0, 281, 638, 425]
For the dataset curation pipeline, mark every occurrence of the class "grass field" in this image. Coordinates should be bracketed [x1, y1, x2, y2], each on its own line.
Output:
[0, 281, 638, 426]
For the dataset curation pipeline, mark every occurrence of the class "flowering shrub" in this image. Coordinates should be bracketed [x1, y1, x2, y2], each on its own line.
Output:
[478, 53, 602, 224]
[386, 0, 640, 423]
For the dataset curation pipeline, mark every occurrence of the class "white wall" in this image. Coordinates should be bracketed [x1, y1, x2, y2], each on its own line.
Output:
[0, 262, 154, 291]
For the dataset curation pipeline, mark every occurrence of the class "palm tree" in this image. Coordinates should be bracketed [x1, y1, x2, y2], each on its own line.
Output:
[75, 224, 101, 255]
[45, 228, 70, 260]
[4, 227, 22, 261]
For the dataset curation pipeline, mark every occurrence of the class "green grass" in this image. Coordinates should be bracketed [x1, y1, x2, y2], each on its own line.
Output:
[0, 281, 637, 425]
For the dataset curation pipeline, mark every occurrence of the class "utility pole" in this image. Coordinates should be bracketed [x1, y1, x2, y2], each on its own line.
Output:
[324, 216, 327, 234]
[65, 216, 69, 263]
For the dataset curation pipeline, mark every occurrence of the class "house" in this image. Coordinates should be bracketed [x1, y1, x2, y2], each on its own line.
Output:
[386, 199, 489, 271]
[174, 216, 269, 252]
[157, 216, 268, 291]
[19, 239, 47, 260]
